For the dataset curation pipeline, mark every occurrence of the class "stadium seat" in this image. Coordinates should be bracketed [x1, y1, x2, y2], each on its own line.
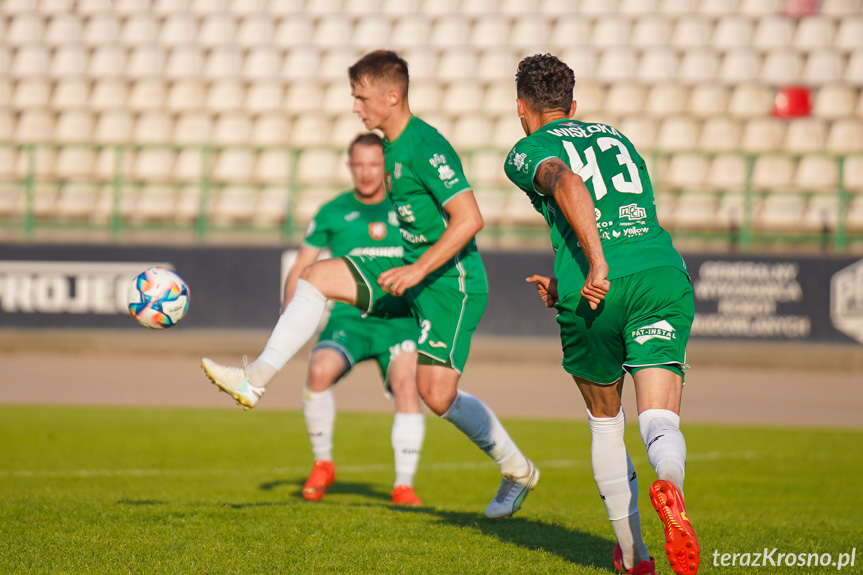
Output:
[127, 80, 167, 112]
[758, 193, 807, 230]
[794, 16, 836, 51]
[174, 112, 214, 144]
[45, 13, 82, 45]
[284, 81, 325, 114]
[15, 110, 54, 142]
[469, 149, 510, 186]
[203, 47, 242, 80]
[174, 184, 203, 223]
[646, 85, 689, 118]
[390, 14, 431, 48]
[476, 49, 519, 83]
[134, 112, 173, 144]
[0, 80, 10, 107]
[803, 50, 845, 84]
[280, 47, 321, 81]
[482, 81, 515, 116]
[304, 0, 342, 15]
[273, 16, 315, 48]
[399, 48, 437, 80]
[344, 0, 384, 15]
[846, 50, 863, 85]
[91, 80, 129, 110]
[441, 83, 483, 114]
[677, 49, 720, 84]
[134, 147, 176, 182]
[437, 48, 478, 81]
[795, 154, 839, 192]
[579, 0, 620, 16]
[712, 15, 753, 49]
[153, 0, 188, 14]
[160, 14, 198, 46]
[213, 150, 256, 182]
[51, 78, 89, 110]
[510, 15, 552, 50]
[290, 114, 333, 147]
[499, 0, 540, 14]
[672, 193, 718, 229]
[699, 117, 743, 151]
[319, 47, 361, 82]
[0, 46, 9, 77]
[836, 16, 863, 51]
[619, 0, 660, 14]
[761, 50, 804, 85]
[246, 82, 284, 113]
[205, 82, 245, 112]
[353, 15, 393, 48]
[671, 15, 711, 49]
[430, 15, 469, 47]
[657, 116, 700, 151]
[664, 153, 709, 189]
[752, 155, 795, 189]
[165, 81, 206, 111]
[708, 154, 748, 190]
[719, 49, 762, 83]
[450, 115, 493, 148]
[94, 111, 134, 143]
[13, 45, 50, 77]
[784, 118, 827, 153]
[191, 0, 230, 14]
[729, 83, 774, 118]
[742, 118, 787, 152]
[825, 119, 863, 153]
[803, 195, 839, 230]
[13, 79, 51, 109]
[122, 14, 159, 46]
[229, 0, 268, 14]
[812, 84, 857, 119]
[211, 186, 258, 223]
[314, 15, 354, 49]
[560, 47, 598, 80]
[107, 0, 151, 13]
[845, 156, 863, 191]
[236, 15, 275, 47]
[175, 150, 208, 182]
[492, 115, 528, 150]
[296, 150, 342, 186]
[254, 186, 289, 225]
[89, 45, 127, 78]
[255, 150, 291, 183]
[618, 116, 658, 149]
[471, 15, 510, 48]
[83, 13, 120, 46]
[740, 0, 785, 15]
[821, 0, 863, 16]
[472, 189, 508, 227]
[752, 16, 795, 50]
[329, 113, 364, 146]
[133, 185, 179, 222]
[127, 46, 166, 79]
[591, 15, 632, 48]
[605, 84, 647, 117]
[688, 84, 728, 118]
[638, 48, 679, 82]
[165, 47, 205, 79]
[572, 81, 606, 118]
[7, 12, 45, 45]
[631, 15, 672, 48]
[55, 183, 103, 219]
[701, 0, 741, 16]
[595, 48, 638, 82]
[549, 19, 592, 50]
[251, 113, 288, 145]
[267, 0, 304, 14]
[2, 0, 38, 12]
[771, 85, 812, 118]
[212, 113, 252, 145]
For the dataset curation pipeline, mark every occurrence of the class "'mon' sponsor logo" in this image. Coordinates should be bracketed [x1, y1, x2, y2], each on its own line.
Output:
[632, 320, 677, 345]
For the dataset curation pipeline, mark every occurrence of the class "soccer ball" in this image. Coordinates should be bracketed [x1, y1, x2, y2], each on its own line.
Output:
[127, 267, 190, 329]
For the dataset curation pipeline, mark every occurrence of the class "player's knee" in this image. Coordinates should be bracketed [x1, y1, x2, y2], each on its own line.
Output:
[307, 362, 339, 389]
[417, 382, 452, 416]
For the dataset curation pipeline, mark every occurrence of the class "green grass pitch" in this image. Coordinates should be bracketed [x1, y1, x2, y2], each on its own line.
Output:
[1, 406, 860, 574]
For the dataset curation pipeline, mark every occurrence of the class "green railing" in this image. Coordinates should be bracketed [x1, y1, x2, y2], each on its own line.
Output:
[1, 141, 860, 252]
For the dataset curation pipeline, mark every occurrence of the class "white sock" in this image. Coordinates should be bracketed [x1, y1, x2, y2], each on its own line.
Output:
[588, 408, 650, 569]
[391, 413, 425, 487]
[250, 279, 328, 387]
[442, 390, 529, 477]
[303, 387, 335, 462]
[639, 408, 686, 491]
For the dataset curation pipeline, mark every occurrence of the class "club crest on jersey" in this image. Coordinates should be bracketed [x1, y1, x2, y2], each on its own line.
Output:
[631, 320, 677, 345]
[619, 203, 647, 221]
[507, 150, 529, 174]
[369, 222, 387, 241]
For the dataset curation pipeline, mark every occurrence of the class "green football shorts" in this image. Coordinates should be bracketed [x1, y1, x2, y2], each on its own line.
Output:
[343, 255, 487, 373]
[555, 266, 694, 384]
[314, 313, 418, 389]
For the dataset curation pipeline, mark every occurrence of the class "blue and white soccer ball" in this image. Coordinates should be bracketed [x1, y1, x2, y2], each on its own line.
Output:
[127, 266, 190, 329]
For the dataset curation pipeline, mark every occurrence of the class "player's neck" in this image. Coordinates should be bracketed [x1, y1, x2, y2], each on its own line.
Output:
[381, 104, 412, 142]
[353, 187, 386, 205]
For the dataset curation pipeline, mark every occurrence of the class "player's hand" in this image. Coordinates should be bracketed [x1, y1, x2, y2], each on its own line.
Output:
[581, 261, 610, 311]
[378, 264, 426, 297]
[526, 274, 559, 308]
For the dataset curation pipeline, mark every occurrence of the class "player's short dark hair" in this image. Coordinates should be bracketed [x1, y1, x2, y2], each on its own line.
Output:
[348, 50, 409, 97]
[348, 132, 384, 157]
[515, 54, 575, 115]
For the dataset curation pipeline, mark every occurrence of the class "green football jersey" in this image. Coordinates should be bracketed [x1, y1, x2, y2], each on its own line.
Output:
[305, 190, 403, 318]
[383, 116, 488, 293]
[505, 118, 687, 301]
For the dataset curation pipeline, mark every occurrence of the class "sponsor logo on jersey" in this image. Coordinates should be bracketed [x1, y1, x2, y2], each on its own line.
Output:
[612, 230, 622, 238]
[548, 123, 622, 139]
[507, 150, 529, 174]
[631, 320, 677, 345]
[348, 246, 404, 257]
[368, 222, 387, 240]
[399, 229, 428, 244]
[394, 162, 403, 179]
[396, 204, 416, 223]
[344, 211, 360, 222]
[623, 226, 650, 238]
[619, 203, 647, 221]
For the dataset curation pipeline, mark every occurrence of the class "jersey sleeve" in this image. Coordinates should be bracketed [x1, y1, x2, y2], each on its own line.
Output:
[413, 137, 472, 206]
[303, 204, 331, 249]
[505, 138, 558, 226]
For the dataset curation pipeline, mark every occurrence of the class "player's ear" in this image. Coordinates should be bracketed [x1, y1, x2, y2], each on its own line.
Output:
[387, 87, 401, 107]
[569, 100, 577, 118]
[516, 98, 526, 118]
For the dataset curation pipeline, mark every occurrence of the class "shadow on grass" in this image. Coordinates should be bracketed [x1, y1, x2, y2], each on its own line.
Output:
[257, 477, 392, 504]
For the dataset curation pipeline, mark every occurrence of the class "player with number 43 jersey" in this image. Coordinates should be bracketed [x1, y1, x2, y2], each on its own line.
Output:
[507, 54, 699, 575]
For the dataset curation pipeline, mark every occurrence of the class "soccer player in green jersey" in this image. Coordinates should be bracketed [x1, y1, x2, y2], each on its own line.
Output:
[505, 54, 699, 575]
[285, 133, 423, 506]
[203, 50, 537, 518]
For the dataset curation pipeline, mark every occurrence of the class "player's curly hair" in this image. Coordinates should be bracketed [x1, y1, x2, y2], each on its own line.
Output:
[348, 132, 384, 156]
[349, 50, 410, 97]
[515, 54, 575, 115]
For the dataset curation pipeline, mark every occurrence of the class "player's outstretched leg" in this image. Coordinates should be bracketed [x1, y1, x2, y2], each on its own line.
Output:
[201, 356, 265, 410]
[438, 389, 538, 518]
[640, 409, 699, 574]
[390, 412, 425, 506]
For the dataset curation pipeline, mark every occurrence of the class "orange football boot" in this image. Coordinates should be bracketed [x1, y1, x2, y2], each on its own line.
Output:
[301, 461, 336, 502]
[391, 485, 423, 506]
[649, 480, 700, 574]
[613, 544, 656, 575]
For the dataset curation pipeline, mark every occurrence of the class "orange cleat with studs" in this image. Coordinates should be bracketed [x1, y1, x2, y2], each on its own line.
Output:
[649, 480, 700, 574]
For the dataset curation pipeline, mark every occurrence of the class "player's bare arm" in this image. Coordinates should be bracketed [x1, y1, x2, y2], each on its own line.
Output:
[534, 158, 610, 310]
[282, 245, 323, 313]
[378, 191, 484, 297]
[525, 274, 559, 308]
